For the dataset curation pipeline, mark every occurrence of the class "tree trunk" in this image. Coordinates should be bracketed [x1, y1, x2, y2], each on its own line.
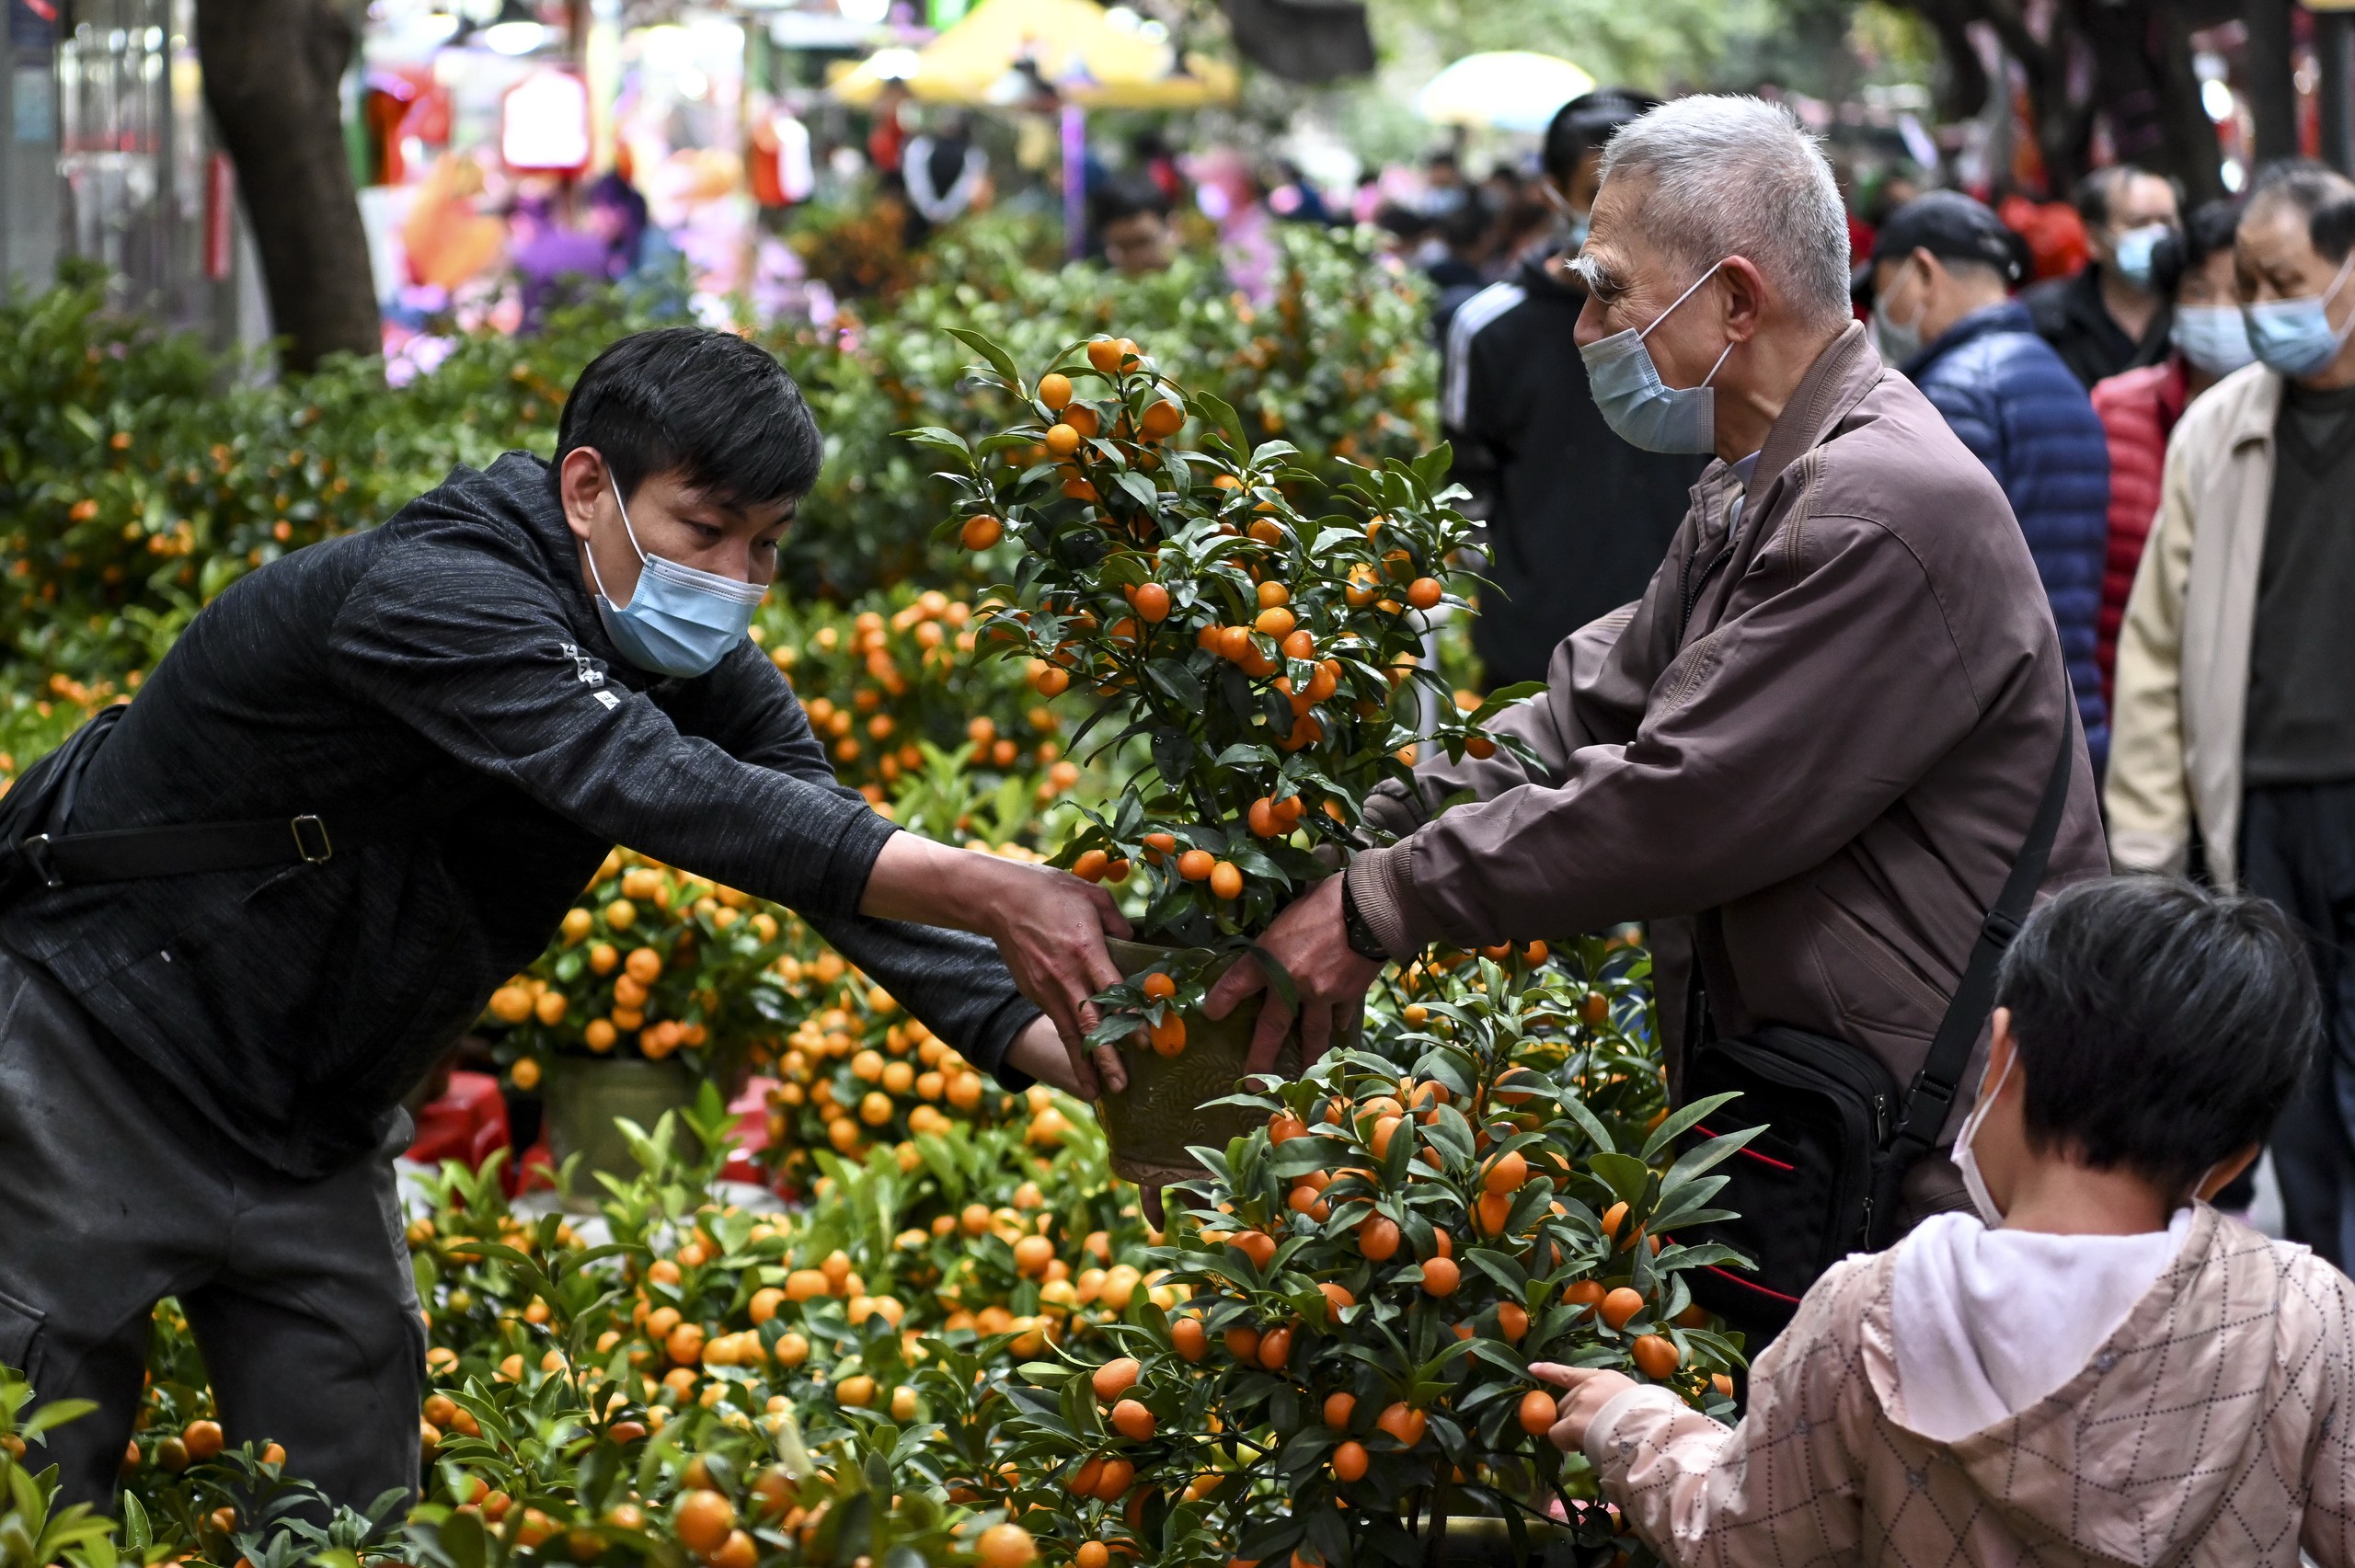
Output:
[2086, 0, 2226, 202]
[1917, 0, 1993, 123]
[1945, 0, 2098, 194]
[2319, 11, 2354, 175]
[2152, 0, 2229, 201]
[196, 0, 379, 372]
[2243, 0, 2300, 165]
[1907, 0, 2229, 199]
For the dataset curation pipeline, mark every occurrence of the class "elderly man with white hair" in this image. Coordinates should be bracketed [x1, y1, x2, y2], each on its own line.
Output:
[1211, 96, 2107, 1324]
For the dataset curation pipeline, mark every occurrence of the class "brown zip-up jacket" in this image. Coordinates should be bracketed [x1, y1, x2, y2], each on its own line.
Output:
[1352, 324, 2109, 1212]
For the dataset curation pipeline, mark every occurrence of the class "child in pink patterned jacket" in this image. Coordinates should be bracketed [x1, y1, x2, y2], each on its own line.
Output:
[1536, 875, 2355, 1566]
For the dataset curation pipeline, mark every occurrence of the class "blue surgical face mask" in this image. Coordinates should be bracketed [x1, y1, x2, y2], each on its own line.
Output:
[2245, 252, 2355, 379]
[2171, 303, 2256, 377]
[1580, 261, 1734, 455]
[2111, 223, 2171, 291]
[584, 475, 767, 679]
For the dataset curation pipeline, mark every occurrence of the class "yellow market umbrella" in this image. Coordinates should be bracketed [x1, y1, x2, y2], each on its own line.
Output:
[1416, 51, 1596, 134]
[829, 0, 1236, 110]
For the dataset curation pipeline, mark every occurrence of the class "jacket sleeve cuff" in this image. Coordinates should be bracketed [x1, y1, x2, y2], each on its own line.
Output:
[1360, 778, 1429, 841]
[1582, 1384, 1688, 1476]
[966, 993, 1042, 1093]
[816, 814, 902, 917]
[1346, 843, 1427, 962]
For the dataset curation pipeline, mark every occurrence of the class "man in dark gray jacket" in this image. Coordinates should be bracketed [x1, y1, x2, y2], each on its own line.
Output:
[0, 328, 1128, 1511]
[1212, 97, 2107, 1222]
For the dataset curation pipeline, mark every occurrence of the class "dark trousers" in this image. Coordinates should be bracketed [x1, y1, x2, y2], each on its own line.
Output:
[0, 950, 422, 1512]
[2240, 783, 2355, 1271]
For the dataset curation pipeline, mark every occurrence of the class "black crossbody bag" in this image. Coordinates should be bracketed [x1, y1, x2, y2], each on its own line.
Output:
[1677, 701, 2075, 1337]
[0, 704, 348, 907]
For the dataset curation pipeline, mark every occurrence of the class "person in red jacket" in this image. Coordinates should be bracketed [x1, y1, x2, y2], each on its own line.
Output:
[2090, 198, 2248, 715]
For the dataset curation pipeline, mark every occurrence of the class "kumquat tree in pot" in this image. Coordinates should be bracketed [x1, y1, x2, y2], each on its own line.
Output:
[906, 330, 1537, 1186]
[928, 949, 1752, 1568]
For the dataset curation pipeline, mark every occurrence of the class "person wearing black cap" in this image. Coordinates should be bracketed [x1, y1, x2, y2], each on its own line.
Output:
[1864, 190, 2112, 773]
[1440, 89, 1707, 688]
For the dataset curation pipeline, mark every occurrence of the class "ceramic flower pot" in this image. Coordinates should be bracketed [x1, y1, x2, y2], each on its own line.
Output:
[1096, 935, 1354, 1191]
[544, 1055, 698, 1207]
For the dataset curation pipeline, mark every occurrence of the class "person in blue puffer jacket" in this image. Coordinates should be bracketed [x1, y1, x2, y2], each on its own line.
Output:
[1862, 192, 2113, 771]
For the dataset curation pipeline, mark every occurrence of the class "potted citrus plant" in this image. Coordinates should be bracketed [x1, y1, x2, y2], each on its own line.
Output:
[956, 949, 1751, 1568]
[905, 331, 1534, 1190]
[483, 850, 799, 1191]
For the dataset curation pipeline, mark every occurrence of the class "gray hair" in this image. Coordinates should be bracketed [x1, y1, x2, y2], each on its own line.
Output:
[1594, 94, 1853, 325]
[2246, 164, 2355, 265]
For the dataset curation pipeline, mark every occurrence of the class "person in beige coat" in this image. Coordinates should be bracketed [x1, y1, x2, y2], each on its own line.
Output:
[2107, 165, 2355, 1268]
[1536, 876, 2354, 1566]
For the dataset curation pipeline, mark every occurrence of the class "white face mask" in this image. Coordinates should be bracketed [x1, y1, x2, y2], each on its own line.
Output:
[1871, 264, 1929, 367]
[1953, 1049, 2015, 1226]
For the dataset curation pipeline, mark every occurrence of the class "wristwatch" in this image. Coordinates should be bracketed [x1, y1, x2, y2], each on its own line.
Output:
[1338, 871, 1390, 962]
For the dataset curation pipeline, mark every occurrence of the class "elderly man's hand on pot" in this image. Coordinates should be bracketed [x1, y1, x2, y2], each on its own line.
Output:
[1204, 873, 1382, 1076]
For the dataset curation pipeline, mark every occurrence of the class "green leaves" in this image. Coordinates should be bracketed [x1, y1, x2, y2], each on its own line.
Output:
[1119, 946, 1742, 1563]
[942, 328, 1022, 392]
[938, 321, 1490, 954]
[1588, 1151, 1656, 1210]
[1187, 389, 1248, 458]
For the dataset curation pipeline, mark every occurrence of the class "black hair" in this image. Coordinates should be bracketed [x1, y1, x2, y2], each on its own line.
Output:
[556, 327, 821, 510]
[1373, 201, 1433, 241]
[1091, 175, 1171, 229]
[2073, 163, 2178, 227]
[1540, 89, 1660, 186]
[1996, 876, 2317, 1194]
[2246, 162, 2355, 265]
[2151, 197, 2243, 298]
[1436, 188, 1495, 252]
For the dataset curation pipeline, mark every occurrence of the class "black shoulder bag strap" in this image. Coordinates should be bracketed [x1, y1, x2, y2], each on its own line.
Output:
[5, 705, 351, 894]
[1886, 693, 2078, 1172]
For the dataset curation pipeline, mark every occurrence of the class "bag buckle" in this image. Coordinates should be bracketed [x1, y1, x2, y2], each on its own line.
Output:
[1894, 1069, 1957, 1150]
[1982, 909, 2024, 945]
[290, 815, 333, 864]
[19, 834, 63, 889]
